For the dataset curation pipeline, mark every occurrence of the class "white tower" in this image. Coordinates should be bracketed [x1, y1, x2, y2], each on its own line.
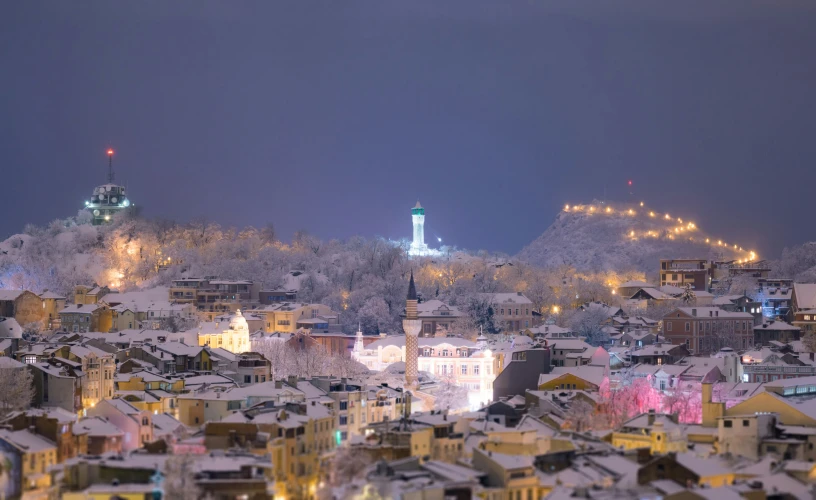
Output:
[353, 323, 364, 358]
[409, 201, 429, 256]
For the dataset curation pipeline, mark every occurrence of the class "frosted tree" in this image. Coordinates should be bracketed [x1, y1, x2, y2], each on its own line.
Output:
[358, 297, 390, 334]
[327, 445, 374, 487]
[680, 284, 696, 304]
[433, 375, 469, 412]
[162, 454, 205, 500]
[568, 307, 611, 347]
[0, 365, 34, 419]
[563, 400, 595, 432]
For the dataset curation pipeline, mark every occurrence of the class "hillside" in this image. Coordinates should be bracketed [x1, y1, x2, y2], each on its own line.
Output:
[516, 201, 752, 273]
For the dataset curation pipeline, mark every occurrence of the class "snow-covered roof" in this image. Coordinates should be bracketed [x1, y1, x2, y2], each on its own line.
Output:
[0, 317, 22, 339]
[415, 299, 463, 318]
[672, 307, 753, 319]
[757, 320, 800, 331]
[618, 280, 656, 288]
[794, 283, 816, 310]
[60, 303, 104, 314]
[0, 428, 57, 453]
[0, 290, 25, 301]
[74, 417, 125, 437]
[39, 291, 66, 300]
[483, 292, 532, 305]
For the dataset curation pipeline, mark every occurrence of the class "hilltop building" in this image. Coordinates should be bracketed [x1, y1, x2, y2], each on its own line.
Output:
[408, 201, 429, 256]
[84, 150, 132, 225]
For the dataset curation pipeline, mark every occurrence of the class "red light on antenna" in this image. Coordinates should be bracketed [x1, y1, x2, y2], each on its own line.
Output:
[628, 180, 632, 186]
[107, 149, 114, 156]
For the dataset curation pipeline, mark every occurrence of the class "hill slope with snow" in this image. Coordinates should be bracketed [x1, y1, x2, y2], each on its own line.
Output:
[516, 201, 750, 273]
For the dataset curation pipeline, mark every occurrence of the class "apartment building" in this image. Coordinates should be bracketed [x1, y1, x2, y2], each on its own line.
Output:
[659, 259, 711, 290]
[168, 277, 260, 320]
[792, 283, 816, 333]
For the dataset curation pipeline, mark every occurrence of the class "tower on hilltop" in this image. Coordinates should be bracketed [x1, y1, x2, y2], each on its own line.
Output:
[403, 271, 421, 393]
[409, 201, 429, 257]
[84, 149, 133, 225]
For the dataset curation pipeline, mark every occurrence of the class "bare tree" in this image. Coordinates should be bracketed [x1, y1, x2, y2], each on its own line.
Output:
[563, 400, 595, 432]
[433, 375, 469, 412]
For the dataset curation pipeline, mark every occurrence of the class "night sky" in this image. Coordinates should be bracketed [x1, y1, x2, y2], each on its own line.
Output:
[2, 1, 815, 257]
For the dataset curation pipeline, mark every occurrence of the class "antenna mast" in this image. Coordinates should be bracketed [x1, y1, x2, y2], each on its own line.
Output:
[107, 149, 115, 183]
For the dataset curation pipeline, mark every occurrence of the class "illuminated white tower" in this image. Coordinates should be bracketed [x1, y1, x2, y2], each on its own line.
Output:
[353, 323, 364, 358]
[403, 271, 421, 391]
[409, 201, 429, 256]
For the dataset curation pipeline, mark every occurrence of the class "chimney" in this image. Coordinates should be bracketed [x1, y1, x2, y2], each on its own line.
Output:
[647, 409, 655, 426]
[709, 311, 713, 317]
[692, 309, 697, 317]
[517, 292, 522, 296]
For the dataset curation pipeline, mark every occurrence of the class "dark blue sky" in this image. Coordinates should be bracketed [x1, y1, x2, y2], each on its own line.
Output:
[2, 1, 815, 257]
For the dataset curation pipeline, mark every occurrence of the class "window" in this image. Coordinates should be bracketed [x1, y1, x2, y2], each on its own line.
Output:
[339, 401, 348, 410]
[806, 315, 812, 321]
[474, 365, 480, 375]
[461, 365, 467, 375]
[723, 420, 733, 428]
[685, 322, 690, 332]
[743, 420, 750, 427]
[339, 416, 347, 425]
[667, 323, 672, 331]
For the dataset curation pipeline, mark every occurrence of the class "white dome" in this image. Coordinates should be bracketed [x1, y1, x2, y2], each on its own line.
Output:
[229, 309, 249, 332]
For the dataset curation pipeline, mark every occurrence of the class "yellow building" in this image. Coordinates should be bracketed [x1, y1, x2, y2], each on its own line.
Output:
[198, 309, 251, 353]
[40, 291, 66, 329]
[537, 369, 603, 392]
[258, 302, 336, 333]
[0, 429, 58, 498]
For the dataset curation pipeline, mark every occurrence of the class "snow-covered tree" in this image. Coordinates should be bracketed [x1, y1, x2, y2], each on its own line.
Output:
[0, 365, 34, 419]
[680, 284, 696, 304]
[568, 307, 611, 347]
[162, 454, 204, 500]
[433, 375, 469, 412]
[563, 400, 595, 432]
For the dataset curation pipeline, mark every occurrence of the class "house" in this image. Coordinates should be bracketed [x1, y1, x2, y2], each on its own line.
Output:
[49, 343, 116, 408]
[73, 285, 110, 305]
[637, 452, 737, 488]
[628, 343, 690, 366]
[86, 398, 154, 450]
[758, 278, 793, 320]
[662, 307, 754, 354]
[484, 292, 536, 332]
[659, 259, 711, 291]
[0, 428, 58, 497]
[73, 417, 125, 455]
[537, 365, 606, 392]
[39, 291, 67, 329]
[471, 448, 541, 499]
[2, 407, 85, 462]
[617, 280, 657, 298]
[255, 302, 337, 333]
[0, 290, 43, 327]
[58, 303, 113, 333]
[28, 359, 84, 413]
[753, 320, 801, 345]
[712, 294, 762, 324]
[791, 283, 816, 333]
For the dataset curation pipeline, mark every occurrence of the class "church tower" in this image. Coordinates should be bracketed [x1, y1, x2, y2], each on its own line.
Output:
[403, 271, 422, 391]
[409, 201, 429, 256]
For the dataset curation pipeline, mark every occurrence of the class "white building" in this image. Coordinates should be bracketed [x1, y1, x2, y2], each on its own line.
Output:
[408, 201, 429, 256]
[198, 309, 251, 354]
[353, 335, 495, 407]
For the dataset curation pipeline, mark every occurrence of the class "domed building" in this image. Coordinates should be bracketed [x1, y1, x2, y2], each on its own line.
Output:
[83, 150, 133, 225]
[198, 309, 251, 353]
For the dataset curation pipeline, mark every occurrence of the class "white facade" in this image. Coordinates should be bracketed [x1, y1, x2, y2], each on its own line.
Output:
[353, 335, 495, 406]
[198, 309, 251, 353]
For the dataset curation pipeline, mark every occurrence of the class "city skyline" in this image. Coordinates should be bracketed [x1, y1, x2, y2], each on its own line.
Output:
[3, 1, 816, 256]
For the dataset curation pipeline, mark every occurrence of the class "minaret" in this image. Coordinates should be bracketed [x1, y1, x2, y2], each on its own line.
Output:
[403, 271, 422, 392]
[409, 202, 429, 256]
[353, 323, 364, 360]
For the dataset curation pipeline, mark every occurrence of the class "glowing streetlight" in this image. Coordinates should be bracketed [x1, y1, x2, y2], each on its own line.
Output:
[664, 214, 671, 220]
[640, 202, 644, 206]
[605, 207, 611, 213]
[437, 237, 442, 243]
[649, 211, 655, 217]
[565, 204, 570, 211]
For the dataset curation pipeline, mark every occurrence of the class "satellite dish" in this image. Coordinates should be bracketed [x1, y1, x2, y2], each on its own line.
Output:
[93, 210, 100, 216]
[111, 197, 118, 203]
